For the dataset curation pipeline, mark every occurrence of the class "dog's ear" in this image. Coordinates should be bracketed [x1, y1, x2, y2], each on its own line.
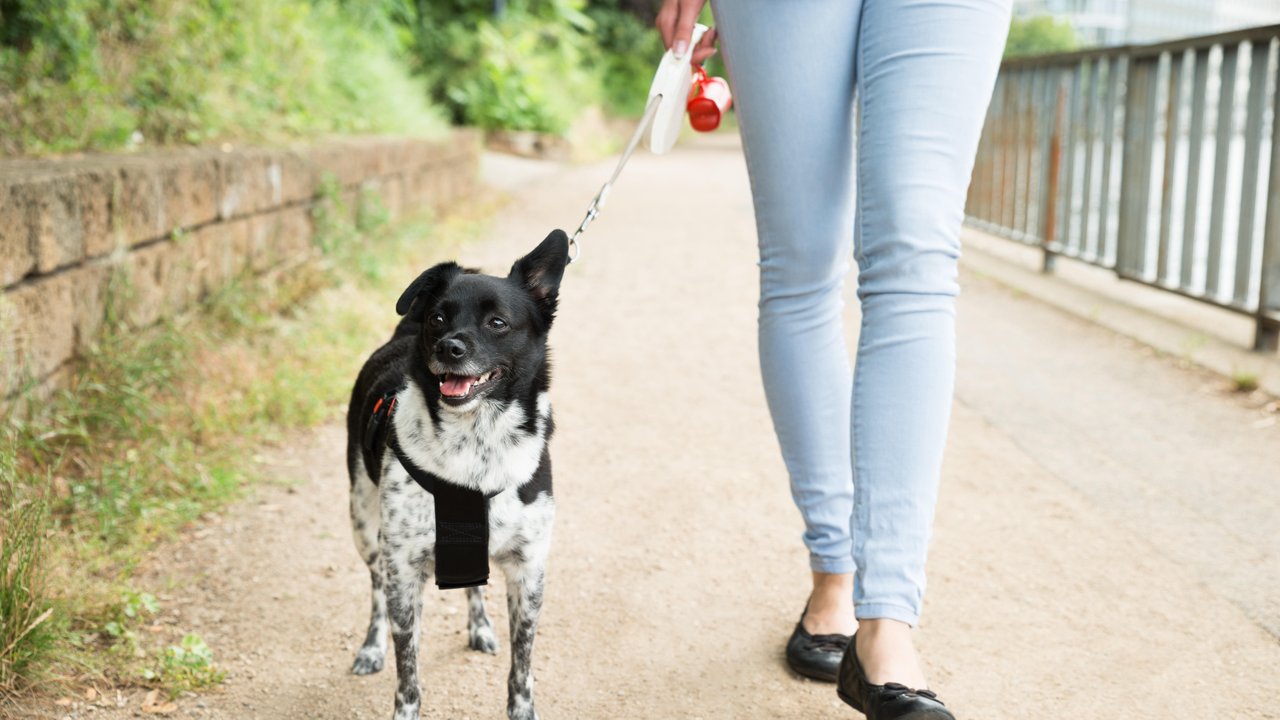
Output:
[396, 262, 462, 319]
[509, 230, 569, 323]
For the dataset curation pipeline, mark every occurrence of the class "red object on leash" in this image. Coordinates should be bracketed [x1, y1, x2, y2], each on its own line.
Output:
[687, 66, 732, 132]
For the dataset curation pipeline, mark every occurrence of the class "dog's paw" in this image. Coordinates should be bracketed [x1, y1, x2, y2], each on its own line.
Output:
[393, 705, 421, 720]
[351, 647, 386, 675]
[468, 624, 499, 654]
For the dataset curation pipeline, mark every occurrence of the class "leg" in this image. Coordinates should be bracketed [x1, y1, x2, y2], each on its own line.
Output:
[712, 0, 862, 633]
[380, 469, 435, 720]
[500, 555, 546, 720]
[850, 0, 1011, 682]
[350, 468, 388, 675]
[466, 586, 499, 654]
[384, 540, 425, 720]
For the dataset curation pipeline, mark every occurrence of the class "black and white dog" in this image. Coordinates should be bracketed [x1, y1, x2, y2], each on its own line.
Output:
[345, 231, 569, 720]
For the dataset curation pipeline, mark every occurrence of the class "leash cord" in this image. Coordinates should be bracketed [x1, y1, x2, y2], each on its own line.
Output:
[568, 93, 665, 264]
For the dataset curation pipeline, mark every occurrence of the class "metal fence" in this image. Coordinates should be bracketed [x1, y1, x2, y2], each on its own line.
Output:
[967, 24, 1280, 352]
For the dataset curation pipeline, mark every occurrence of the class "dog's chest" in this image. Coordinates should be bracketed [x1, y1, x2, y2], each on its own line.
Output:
[394, 383, 548, 496]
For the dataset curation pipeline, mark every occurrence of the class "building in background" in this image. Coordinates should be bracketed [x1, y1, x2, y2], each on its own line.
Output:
[1013, 0, 1280, 46]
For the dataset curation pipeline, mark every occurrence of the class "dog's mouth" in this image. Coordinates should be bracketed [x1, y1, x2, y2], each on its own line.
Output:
[437, 367, 504, 405]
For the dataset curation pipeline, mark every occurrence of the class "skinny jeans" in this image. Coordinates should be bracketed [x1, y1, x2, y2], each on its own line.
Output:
[712, 0, 1011, 624]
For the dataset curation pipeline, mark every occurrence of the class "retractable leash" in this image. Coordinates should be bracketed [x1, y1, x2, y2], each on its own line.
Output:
[566, 23, 732, 264]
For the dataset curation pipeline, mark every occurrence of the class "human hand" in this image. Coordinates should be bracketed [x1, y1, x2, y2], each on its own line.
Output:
[655, 0, 719, 65]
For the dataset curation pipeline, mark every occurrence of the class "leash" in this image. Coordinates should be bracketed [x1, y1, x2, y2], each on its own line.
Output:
[566, 93, 664, 264]
[566, 23, 730, 265]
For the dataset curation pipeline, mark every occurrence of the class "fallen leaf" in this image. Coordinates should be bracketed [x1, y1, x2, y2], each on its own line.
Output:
[55, 697, 73, 706]
[141, 689, 178, 714]
[85, 687, 98, 701]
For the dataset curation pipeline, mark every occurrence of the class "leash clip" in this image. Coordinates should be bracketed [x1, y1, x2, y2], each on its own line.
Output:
[568, 185, 612, 264]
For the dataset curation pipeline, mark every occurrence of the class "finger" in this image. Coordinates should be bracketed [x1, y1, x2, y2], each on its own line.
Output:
[672, 0, 700, 58]
[692, 27, 718, 64]
[655, 2, 678, 48]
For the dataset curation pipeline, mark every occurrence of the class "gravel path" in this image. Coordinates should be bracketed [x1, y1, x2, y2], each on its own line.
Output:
[20, 136, 1280, 719]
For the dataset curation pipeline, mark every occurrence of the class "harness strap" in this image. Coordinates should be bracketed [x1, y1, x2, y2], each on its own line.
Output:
[370, 391, 493, 589]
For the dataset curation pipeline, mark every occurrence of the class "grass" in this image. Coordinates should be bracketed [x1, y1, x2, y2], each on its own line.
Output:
[0, 486, 56, 694]
[1232, 372, 1260, 393]
[0, 187, 491, 706]
[0, 0, 447, 155]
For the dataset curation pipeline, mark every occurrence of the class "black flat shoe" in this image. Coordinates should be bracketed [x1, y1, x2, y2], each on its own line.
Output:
[785, 610, 851, 683]
[836, 633, 955, 719]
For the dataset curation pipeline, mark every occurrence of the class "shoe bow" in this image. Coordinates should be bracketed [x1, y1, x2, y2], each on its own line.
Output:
[881, 683, 943, 705]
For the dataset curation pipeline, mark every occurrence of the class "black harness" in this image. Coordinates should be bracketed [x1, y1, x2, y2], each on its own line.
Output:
[364, 391, 496, 590]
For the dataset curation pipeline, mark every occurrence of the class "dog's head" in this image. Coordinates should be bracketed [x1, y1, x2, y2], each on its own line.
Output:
[395, 230, 570, 409]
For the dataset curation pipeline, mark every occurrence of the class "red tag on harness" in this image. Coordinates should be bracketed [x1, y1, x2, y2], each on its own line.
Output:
[363, 393, 397, 453]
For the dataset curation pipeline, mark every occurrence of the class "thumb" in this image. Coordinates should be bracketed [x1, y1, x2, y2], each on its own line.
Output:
[672, 3, 699, 59]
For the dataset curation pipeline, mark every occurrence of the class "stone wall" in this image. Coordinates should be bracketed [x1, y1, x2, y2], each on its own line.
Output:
[0, 131, 480, 400]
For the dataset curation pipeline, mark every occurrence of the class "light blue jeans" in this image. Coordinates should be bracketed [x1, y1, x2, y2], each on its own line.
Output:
[712, 0, 1010, 625]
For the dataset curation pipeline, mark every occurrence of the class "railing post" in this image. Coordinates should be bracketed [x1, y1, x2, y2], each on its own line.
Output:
[1257, 40, 1280, 352]
[1117, 56, 1157, 280]
[1041, 72, 1064, 273]
[1097, 55, 1123, 263]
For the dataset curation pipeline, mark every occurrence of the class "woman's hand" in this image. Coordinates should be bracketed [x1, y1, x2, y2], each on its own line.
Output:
[655, 0, 719, 64]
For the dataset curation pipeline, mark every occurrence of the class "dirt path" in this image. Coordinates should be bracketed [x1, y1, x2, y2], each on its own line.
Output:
[24, 137, 1280, 719]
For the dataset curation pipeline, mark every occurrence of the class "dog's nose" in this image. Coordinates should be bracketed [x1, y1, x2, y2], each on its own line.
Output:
[437, 337, 467, 359]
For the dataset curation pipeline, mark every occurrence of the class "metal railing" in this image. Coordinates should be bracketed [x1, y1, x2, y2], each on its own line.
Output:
[967, 25, 1280, 351]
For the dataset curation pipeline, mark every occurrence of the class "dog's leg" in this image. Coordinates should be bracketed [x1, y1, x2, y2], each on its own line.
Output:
[350, 467, 387, 675]
[466, 586, 499, 654]
[385, 550, 424, 720]
[381, 471, 434, 720]
[501, 556, 547, 720]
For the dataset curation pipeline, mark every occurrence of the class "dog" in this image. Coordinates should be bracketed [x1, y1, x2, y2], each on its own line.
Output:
[345, 230, 569, 720]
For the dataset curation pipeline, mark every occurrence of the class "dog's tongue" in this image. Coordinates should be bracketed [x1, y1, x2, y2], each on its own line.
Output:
[440, 374, 477, 398]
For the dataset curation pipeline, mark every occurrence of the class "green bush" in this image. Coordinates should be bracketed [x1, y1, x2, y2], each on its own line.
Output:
[398, 0, 601, 133]
[440, 16, 596, 133]
[0, 0, 446, 154]
[586, 4, 665, 117]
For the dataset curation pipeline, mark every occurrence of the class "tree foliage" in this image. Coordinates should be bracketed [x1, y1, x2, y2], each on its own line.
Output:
[1005, 15, 1080, 58]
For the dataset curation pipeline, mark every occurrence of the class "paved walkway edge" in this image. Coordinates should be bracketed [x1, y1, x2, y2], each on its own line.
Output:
[961, 226, 1280, 397]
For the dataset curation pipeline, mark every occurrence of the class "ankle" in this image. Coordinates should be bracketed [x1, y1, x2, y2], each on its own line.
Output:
[854, 619, 927, 688]
[856, 618, 912, 644]
[802, 572, 856, 635]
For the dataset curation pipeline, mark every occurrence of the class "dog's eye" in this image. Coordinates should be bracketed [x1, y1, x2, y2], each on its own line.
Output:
[429, 313, 445, 327]
[488, 317, 508, 330]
